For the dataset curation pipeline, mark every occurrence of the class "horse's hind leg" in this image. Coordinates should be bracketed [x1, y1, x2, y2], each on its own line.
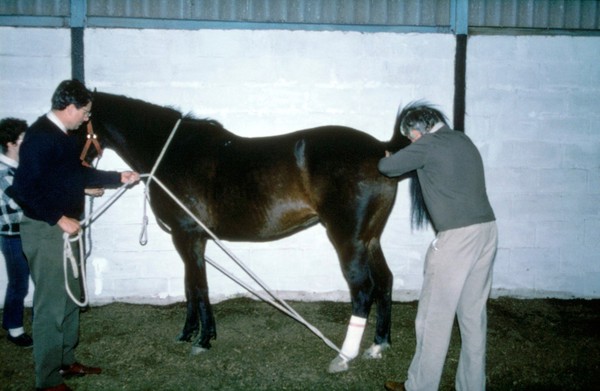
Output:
[171, 231, 216, 354]
[326, 231, 394, 372]
[363, 238, 393, 359]
[327, 237, 376, 373]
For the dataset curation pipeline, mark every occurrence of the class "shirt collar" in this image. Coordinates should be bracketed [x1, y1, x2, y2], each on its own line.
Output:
[0, 154, 18, 168]
[46, 111, 68, 134]
[429, 122, 446, 133]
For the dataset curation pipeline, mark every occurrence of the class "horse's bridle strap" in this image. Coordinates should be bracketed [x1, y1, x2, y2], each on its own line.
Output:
[80, 121, 103, 167]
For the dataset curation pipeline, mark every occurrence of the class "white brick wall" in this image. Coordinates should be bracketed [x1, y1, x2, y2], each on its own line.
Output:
[0, 28, 598, 308]
[467, 35, 600, 298]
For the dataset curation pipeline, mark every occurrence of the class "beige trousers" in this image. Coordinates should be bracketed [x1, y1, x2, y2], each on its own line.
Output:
[405, 221, 498, 391]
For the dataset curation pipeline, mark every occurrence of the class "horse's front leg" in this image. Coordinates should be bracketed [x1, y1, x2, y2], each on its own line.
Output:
[171, 232, 217, 354]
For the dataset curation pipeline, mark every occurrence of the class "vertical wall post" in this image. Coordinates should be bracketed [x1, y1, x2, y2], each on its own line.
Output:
[70, 0, 86, 83]
[451, 0, 469, 132]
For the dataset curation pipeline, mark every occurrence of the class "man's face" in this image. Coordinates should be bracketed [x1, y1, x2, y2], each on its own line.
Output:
[65, 102, 92, 130]
[408, 130, 422, 143]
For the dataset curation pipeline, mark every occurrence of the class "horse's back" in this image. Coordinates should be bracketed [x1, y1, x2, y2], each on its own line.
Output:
[154, 123, 397, 242]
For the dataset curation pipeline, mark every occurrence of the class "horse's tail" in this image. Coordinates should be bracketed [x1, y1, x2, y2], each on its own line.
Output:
[409, 173, 430, 230]
[386, 104, 411, 152]
[385, 101, 441, 230]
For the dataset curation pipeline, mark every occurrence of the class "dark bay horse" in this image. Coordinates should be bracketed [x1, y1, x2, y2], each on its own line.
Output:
[85, 91, 424, 371]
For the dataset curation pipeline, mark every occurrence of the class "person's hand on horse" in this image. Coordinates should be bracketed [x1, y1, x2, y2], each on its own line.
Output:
[121, 171, 141, 185]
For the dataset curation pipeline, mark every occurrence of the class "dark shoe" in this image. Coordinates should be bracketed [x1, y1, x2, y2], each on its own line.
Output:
[36, 383, 73, 391]
[59, 362, 102, 378]
[384, 380, 406, 391]
[7, 333, 33, 348]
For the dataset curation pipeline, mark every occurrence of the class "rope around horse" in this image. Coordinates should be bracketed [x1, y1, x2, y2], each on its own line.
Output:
[63, 119, 345, 358]
[144, 174, 344, 357]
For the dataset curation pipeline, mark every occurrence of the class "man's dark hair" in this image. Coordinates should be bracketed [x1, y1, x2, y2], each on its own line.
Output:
[0, 117, 27, 153]
[399, 101, 448, 137]
[51, 79, 93, 110]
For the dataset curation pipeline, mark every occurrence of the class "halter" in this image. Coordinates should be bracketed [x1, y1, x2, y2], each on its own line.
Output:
[79, 120, 103, 167]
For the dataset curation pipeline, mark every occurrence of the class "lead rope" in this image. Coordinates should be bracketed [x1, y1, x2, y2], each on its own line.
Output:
[63, 182, 133, 307]
[63, 232, 88, 306]
[139, 118, 181, 246]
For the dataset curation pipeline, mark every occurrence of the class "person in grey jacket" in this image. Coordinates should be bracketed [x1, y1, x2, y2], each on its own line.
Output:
[378, 102, 497, 391]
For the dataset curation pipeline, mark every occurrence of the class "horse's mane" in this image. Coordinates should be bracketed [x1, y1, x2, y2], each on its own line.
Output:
[182, 111, 223, 129]
[94, 91, 224, 130]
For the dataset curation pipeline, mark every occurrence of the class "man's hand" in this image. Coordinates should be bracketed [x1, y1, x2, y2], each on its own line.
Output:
[58, 216, 81, 235]
[85, 188, 105, 197]
[121, 171, 141, 185]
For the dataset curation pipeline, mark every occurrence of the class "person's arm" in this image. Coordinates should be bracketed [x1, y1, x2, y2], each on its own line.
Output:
[83, 171, 140, 198]
[81, 167, 140, 189]
[377, 142, 426, 178]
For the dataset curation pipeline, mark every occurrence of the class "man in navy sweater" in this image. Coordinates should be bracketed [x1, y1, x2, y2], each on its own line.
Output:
[13, 80, 140, 391]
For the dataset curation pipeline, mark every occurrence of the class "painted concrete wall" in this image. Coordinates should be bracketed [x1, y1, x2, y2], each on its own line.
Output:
[0, 27, 598, 308]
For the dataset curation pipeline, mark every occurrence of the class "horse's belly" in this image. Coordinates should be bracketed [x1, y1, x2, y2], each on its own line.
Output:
[218, 202, 318, 241]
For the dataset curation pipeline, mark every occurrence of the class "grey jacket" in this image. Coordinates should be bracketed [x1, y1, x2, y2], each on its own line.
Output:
[378, 125, 495, 232]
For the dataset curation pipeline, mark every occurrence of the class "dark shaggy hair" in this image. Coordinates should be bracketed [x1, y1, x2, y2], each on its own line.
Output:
[396, 101, 448, 137]
[0, 117, 27, 153]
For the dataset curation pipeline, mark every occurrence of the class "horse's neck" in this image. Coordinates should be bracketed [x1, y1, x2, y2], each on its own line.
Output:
[104, 127, 164, 175]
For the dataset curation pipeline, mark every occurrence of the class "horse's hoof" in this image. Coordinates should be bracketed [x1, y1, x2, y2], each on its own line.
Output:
[175, 330, 197, 343]
[190, 345, 210, 355]
[363, 342, 390, 359]
[328, 355, 349, 373]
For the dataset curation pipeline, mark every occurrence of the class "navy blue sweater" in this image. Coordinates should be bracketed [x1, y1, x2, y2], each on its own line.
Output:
[13, 115, 121, 225]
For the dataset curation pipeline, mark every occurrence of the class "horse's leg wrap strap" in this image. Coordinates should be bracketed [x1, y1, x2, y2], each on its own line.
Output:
[340, 315, 367, 361]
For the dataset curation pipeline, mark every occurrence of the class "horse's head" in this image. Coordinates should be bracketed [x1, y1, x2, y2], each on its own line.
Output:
[82, 90, 185, 174]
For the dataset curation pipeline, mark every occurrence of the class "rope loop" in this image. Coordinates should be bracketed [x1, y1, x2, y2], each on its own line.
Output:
[63, 231, 88, 307]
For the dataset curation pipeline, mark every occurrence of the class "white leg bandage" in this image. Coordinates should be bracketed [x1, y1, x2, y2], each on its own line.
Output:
[339, 315, 367, 361]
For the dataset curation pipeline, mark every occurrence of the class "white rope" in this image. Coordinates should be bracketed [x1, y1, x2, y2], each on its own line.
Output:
[145, 174, 344, 357]
[139, 118, 181, 245]
[138, 192, 149, 245]
[63, 231, 88, 307]
[62, 182, 134, 307]
[205, 255, 344, 356]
